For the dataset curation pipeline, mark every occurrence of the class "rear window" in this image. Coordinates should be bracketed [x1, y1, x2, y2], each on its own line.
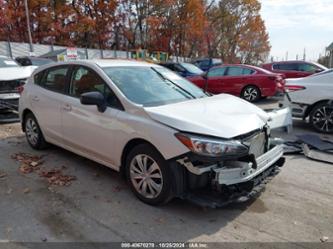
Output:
[39, 66, 69, 94]
[273, 63, 298, 71]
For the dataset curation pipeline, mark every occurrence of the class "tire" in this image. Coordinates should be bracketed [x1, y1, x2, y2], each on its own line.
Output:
[125, 143, 174, 205]
[24, 113, 48, 149]
[241, 85, 261, 102]
[309, 102, 333, 133]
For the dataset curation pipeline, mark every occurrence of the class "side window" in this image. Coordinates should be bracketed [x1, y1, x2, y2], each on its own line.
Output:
[276, 63, 298, 71]
[298, 63, 316, 72]
[242, 68, 255, 75]
[207, 67, 226, 77]
[70, 66, 123, 110]
[42, 66, 69, 93]
[34, 71, 44, 85]
[226, 67, 243, 76]
[70, 66, 105, 97]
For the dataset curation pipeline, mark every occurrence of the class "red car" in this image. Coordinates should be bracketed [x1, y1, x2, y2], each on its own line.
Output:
[187, 64, 285, 102]
[262, 61, 327, 78]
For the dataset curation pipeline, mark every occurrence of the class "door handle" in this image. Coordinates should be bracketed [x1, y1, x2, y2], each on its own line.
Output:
[63, 104, 72, 111]
[32, 96, 39, 102]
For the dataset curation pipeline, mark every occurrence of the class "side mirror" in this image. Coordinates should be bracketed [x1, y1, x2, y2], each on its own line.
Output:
[80, 91, 106, 113]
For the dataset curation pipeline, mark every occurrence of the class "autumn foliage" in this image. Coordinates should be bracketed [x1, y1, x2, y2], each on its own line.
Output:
[0, 0, 271, 64]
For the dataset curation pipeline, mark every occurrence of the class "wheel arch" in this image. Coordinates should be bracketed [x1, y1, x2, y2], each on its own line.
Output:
[304, 99, 331, 118]
[21, 108, 34, 132]
[119, 138, 161, 178]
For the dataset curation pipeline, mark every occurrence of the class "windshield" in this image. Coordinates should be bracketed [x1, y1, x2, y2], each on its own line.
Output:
[0, 57, 19, 68]
[180, 63, 203, 74]
[103, 66, 207, 107]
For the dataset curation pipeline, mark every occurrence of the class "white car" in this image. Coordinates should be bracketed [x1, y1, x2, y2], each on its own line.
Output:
[283, 69, 333, 133]
[19, 60, 289, 206]
[0, 56, 37, 112]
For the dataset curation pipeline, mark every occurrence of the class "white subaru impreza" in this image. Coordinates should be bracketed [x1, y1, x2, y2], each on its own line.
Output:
[19, 60, 289, 206]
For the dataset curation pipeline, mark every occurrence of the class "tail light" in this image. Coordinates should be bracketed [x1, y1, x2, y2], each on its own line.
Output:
[16, 85, 24, 94]
[16, 80, 26, 95]
[284, 85, 306, 92]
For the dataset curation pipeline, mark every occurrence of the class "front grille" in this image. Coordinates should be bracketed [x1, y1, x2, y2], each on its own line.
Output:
[245, 131, 267, 158]
[0, 98, 19, 110]
[0, 80, 23, 93]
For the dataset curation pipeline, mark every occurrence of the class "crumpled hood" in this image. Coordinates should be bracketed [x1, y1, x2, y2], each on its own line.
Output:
[145, 94, 269, 139]
[0, 66, 37, 81]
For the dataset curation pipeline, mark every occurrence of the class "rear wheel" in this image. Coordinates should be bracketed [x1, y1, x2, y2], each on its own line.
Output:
[24, 113, 48, 149]
[126, 144, 173, 205]
[309, 102, 333, 133]
[241, 85, 261, 102]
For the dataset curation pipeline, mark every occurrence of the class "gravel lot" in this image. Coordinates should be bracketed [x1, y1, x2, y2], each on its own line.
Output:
[0, 101, 332, 244]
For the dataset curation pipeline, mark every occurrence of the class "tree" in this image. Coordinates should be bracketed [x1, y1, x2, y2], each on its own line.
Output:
[206, 0, 270, 64]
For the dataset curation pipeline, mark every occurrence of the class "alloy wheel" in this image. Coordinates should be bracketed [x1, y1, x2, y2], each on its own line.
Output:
[25, 118, 39, 146]
[243, 87, 259, 102]
[311, 105, 333, 133]
[129, 154, 163, 199]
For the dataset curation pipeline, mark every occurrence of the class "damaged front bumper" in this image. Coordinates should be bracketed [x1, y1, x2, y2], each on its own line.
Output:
[214, 144, 284, 185]
[176, 143, 285, 207]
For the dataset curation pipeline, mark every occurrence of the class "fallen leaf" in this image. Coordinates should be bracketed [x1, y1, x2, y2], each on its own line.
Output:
[39, 168, 76, 186]
[154, 217, 165, 224]
[320, 236, 329, 243]
[0, 172, 7, 178]
[23, 188, 30, 194]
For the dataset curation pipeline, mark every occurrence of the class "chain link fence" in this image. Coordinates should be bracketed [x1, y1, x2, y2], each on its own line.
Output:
[0, 41, 189, 62]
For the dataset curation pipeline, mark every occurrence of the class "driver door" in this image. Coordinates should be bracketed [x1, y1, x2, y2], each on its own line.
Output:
[61, 65, 123, 167]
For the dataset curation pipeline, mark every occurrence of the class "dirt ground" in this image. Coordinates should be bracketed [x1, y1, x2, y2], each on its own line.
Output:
[0, 102, 332, 244]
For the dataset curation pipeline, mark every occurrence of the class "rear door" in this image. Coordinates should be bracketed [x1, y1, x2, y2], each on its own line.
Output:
[61, 65, 123, 166]
[206, 67, 227, 94]
[223, 66, 246, 95]
[30, 65, 70, 143]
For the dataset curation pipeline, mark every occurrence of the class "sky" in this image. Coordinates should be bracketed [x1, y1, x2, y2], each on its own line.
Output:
[260, 0, 333, 62]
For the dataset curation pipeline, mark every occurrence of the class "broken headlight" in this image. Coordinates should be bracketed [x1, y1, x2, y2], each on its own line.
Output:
[175, 133, 249, 158]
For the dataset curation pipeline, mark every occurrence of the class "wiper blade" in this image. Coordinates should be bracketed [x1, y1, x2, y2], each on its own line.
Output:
[151, 67, 196, 99]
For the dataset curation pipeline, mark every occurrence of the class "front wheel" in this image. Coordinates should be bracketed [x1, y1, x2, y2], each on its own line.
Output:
[309, 102, 333, 133]
[241, 85, 261, 102]
[126, 144, 173, 205]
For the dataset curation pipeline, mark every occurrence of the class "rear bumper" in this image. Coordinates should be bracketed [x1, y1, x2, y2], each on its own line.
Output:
[278, 94, 308, 118]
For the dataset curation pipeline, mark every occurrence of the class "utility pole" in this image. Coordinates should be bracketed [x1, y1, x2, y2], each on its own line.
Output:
[303, 48, 306, 61]
[286, 51, 288, 61]
[24, 0, 33, 53]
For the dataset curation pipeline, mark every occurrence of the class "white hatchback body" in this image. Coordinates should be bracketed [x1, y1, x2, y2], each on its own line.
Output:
[19, 60, 289, 205]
